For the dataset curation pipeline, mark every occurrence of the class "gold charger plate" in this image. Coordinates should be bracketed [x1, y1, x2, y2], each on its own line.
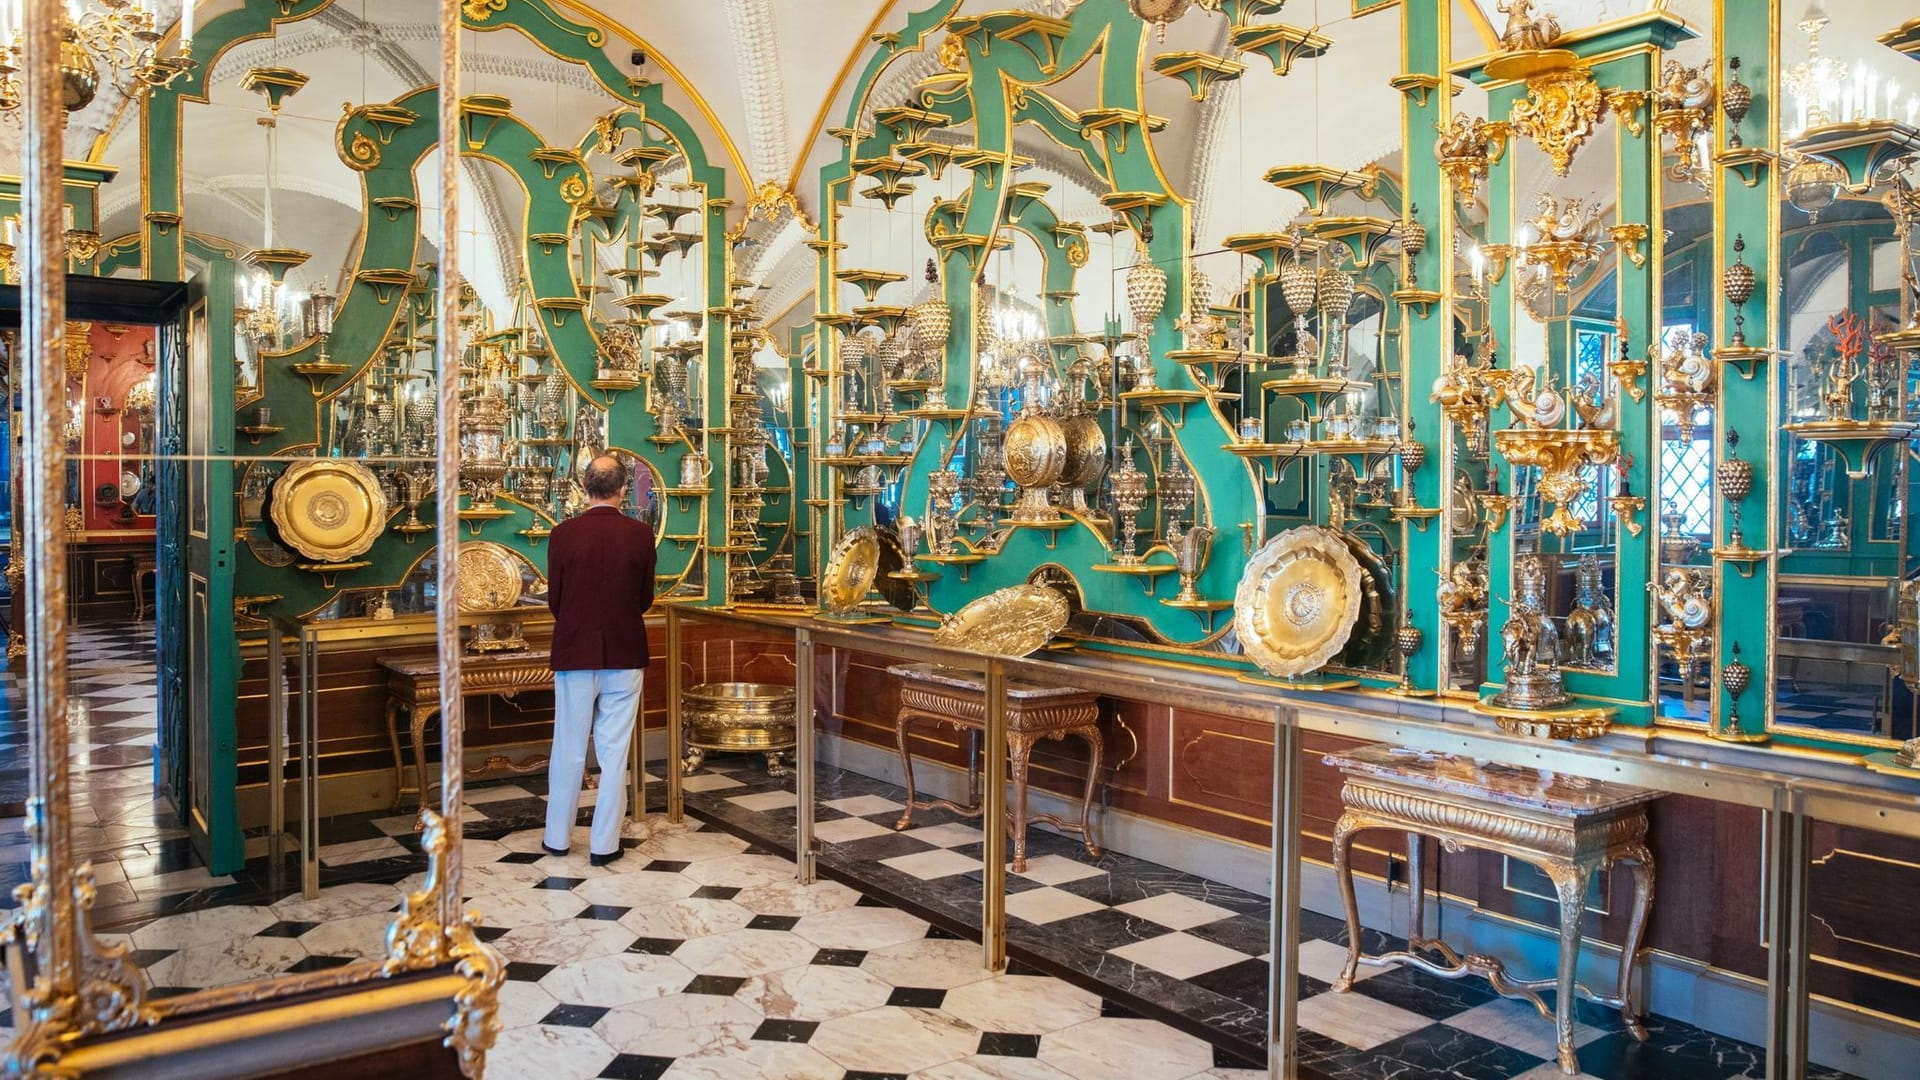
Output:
[822, 527, 884, 614]
[1234, 525, 1363, 678]
[267, 459, 389, 563]
[456, 541, 525, 611]
[933, 584, 1070, 657]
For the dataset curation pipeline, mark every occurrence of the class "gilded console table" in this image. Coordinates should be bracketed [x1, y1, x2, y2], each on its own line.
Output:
[381, 650, 556, 811]
[889, 663, 1103, 872]
[1325, 745, 1657, 1075]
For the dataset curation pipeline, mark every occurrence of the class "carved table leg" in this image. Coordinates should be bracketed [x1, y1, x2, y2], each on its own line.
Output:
[1331, 811, 1364, 992]
[385, 701, 407, 811]
[1549, 862, 1592, 1075]
[893, 711, 920, 831]
[411, 706, 437, 816]
[681, 745, 706, 775]
[764, 750, 791, 778]
[1008, 732, 1035, 873]
[1406, 831, 1426, 946]
[1077, 725, 1104, 858]
[1617, 842, 1655, 1042]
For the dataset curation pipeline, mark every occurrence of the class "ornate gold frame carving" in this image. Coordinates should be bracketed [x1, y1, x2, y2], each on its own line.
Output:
[3, 0, 502, 1072]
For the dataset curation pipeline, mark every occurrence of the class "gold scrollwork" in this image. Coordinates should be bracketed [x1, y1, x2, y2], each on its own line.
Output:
[345, 130, 381, 171]
[460, 0, 506, 22]
[64, 321, 91, 378]
[559, 174, 590, 204]
[746, 181, 815, 233]
[384, 809, 505, 1074]
[1605, 90, 1648, 138]
[1, 803, 158, 1073]
[1508, 66, 1602, 176]
[1064, 238, 1088, 268]
[938, 33, 968, 72]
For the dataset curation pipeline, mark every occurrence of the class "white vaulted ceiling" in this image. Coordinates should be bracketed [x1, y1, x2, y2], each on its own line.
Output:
[17, 0, 1908, 319]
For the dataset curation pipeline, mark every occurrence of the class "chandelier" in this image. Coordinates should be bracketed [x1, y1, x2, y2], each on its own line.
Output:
[1783, 0, 1917, 139]
[0, 0, 197, 120]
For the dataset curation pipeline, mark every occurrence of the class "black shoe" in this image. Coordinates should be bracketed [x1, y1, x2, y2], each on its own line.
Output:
[541, 843, 569, 858]
[589, 847, 624, 868]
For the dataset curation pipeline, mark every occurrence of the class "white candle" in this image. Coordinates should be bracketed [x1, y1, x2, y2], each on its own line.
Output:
[2, 217, 14, 245]
[1471, 246, 1485, 287]
[1866, 72, 1879, 120]
[181, 0, 193, 45]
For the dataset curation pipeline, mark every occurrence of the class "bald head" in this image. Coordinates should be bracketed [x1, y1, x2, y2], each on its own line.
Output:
[583, 455, 628, 502]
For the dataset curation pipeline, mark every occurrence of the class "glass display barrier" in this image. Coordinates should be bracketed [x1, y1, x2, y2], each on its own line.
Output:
[666, 604, 1920, 1079]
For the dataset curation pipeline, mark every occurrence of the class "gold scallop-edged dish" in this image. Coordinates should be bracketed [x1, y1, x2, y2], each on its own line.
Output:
[1235, 525, 1364, 678]
[267, 458, 389, 564]
[822, 527, 885, 614]
[456, 541, 526, 611]
[933, 584, 1071, 657]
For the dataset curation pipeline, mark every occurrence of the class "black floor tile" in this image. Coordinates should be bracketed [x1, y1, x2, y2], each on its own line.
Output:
[627, 937, 684, 956]
[977, 1031, 1041, 1057]
[750, 1018, 819, 1044]
[597, 1055, 674, 1080]
[505, 961, 556, 982]
[810, 948, 867, 966]
[884, 986, 946, 1008]
[682, 974, 747, 996]
[539, 1003, 611, 1028]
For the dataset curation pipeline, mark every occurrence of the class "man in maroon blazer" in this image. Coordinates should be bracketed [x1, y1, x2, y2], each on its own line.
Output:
[543, 454, 657, 865]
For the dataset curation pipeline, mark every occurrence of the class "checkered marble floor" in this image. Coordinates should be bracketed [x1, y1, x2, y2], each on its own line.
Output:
[4, 811, 1270, 1080]
[0, 625, 1875, 1076]
[681, 757, 1866, 1080]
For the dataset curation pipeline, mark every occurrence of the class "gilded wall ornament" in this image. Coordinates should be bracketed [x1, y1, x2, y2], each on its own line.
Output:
[267, 459, 389, 563]
[822, 527, 883, 613]
[1235, 526, 1365, 678]
[345, 130, 380, 171]
[1508, 65, 1603, 176]
[455, 541, 525, 611]
[933, 584, 1070, 657]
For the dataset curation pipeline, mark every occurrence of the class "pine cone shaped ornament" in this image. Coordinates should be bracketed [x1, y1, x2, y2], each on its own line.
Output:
[1317, 265, 1355, 320]
[1126, 241, 1168, 329]
[911, 298, 951, 355]
[840, 331, 870, 370]
[876, 333, 908, 380]
[1716, 430, 1753, 503]
[1722, 646, 1751, 698]
[1187, 268, 1213, 322]
[1279, 259, 1318, 318]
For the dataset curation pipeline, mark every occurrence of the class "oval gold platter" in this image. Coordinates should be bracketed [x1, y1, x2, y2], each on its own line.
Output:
[1234, 525, 1364, 677]
[822, 527, 884, 614]
[933, 584, 1070, 657]
[456, 541, 526, 611]
[267, 459, 389, 564]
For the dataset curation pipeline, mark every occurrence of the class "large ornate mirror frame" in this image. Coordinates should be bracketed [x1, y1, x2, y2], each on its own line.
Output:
[4, 0, 501, 1073]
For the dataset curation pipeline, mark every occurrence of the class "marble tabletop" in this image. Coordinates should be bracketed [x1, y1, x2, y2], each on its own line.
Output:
[379, 649, 552, 679]
[1324, 743, 1659, 816]
[888, 662, 1094, 701]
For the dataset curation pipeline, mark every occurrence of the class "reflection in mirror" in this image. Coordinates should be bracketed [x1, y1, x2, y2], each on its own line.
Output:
[1764, 1, 1920, 746]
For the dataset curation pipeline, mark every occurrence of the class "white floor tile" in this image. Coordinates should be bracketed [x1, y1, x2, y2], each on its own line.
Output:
[1014, 854, 1106, 886]
[880, 847, 981, 881]
[1107, 931, 1249, 980]
[1294, 988, 1432, 1050]
[1005, 886, 1105, 927]
[1111, 892, 1235, 931]
[822, 794, 905, 817]
[725, 789, 797, 812]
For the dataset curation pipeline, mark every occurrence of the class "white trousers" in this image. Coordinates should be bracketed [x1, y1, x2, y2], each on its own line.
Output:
[545, 668, 643, 856]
